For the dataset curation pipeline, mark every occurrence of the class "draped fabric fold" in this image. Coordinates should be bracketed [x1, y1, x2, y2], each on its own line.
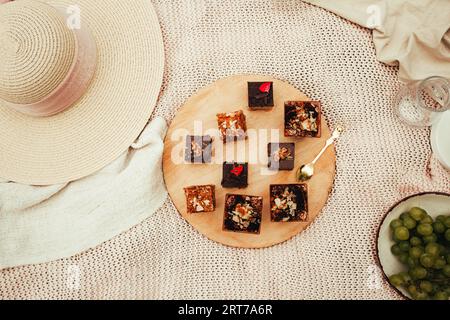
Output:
[0, 117, 168, 269]
[302, 0, 450, 82]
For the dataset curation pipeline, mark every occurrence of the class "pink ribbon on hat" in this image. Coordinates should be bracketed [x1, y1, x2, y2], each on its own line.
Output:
[1, 2, 98, 117]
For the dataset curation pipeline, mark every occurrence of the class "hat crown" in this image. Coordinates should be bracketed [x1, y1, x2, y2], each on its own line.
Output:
[0, 0, 76, 105]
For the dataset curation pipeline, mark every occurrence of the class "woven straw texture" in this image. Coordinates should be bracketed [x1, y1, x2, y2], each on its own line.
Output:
[0, 1, 76, 104]
[0, 0, 164, 185]
[1, 0, 449, 299]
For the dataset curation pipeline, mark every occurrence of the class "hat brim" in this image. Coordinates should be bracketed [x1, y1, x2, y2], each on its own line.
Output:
[0, 0, 165, 185]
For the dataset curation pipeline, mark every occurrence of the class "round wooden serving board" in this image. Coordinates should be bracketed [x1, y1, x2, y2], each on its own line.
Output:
[163, 74, 336, 248]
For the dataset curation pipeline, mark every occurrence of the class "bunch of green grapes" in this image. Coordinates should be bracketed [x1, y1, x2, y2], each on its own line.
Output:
[388, 207, 450, 300]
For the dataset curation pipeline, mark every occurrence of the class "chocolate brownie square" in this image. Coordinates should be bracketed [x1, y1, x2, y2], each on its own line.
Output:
[183, 185, 216, 214]
[270, 184, 308, 222]
[248, 82, 274, 109]
[284, 101, 321, 138]
[217, 110, 247, 143]
[221, 162, 248, 188]
[268, 143, 295, 171]
[223, 194, 263, 234]
[185, 135, 213, 163]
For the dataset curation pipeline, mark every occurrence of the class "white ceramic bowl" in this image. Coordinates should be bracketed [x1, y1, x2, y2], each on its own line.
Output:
[431, 111, 450, 171]
[377, 192, 450, 299]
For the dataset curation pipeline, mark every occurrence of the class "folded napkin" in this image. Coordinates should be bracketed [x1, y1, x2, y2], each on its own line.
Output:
[303, 0, 450, 82]
[0, 117, 168, 269]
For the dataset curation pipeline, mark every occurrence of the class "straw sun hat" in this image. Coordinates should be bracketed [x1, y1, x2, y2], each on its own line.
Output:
[0, 0, 165, 185]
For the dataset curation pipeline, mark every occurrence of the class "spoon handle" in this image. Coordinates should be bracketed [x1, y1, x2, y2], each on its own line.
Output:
[312, 129, 341, 164]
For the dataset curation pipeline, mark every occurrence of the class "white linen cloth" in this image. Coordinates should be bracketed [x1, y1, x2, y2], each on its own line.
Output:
[1, 0, 449, 300]
[302, 0, 450, 82]
[0, 117, 168, 268]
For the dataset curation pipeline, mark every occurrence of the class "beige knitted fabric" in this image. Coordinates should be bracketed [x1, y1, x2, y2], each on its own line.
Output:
[1, 0, 449, 300]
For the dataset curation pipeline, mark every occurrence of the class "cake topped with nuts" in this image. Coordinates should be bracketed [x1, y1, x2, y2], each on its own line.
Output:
[184, 185, 216, 213]
[185, 135, 213, 163]
[270, 184, 308, 222]
[268, 143, 295, 171]
[223, 194, 262, 234]
[217, 110, 247, 143]
[284, 101, 321, 138]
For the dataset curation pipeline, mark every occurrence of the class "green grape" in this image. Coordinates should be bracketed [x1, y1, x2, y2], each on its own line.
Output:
[407, 284, 418, 296]
[434, 291, 449, 301]
[399, 272, 412, 284]
[388, 208, 450, 300]
[398, 241, 410, 252]
[399, 252, 409, 264]
[431, 282, 441, 293]
[407, 256, 418, 268]
[409, 246, 424, 259]
[391, 244, 402, 256]
[390, 218, 403, 230]
[414, 291, 429, 300]
[410, 236, 422, 247]
[443, 265, 450, 277]
[409, 266, 427, 279]
[400, 212, 411, 220]
[389, 274, 404, 287]
[425, 243, 441, 256]
[423, 234, 438, 244]
[432, 221, 446, 234]
[444, 216, 450, 228]
[410, 207, 427, 221]
[395, 226, 410, 241]
[420, 254, 435, 268]
[433, 257, 446, 270]
[391, 230, 402, 243]
[421, 215, 433, 224]
[445, 229, 450, 241]
[417, 223, 433, 236]
[419, 281, 433, 293]
[402, 216, 417, 230]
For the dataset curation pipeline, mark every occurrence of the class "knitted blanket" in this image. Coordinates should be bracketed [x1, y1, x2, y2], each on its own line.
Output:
[1, 0, 449, 299]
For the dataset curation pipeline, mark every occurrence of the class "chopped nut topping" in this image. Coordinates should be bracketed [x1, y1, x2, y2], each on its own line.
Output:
[273, 147, 292, 161]
[285, 102, 321, 137]
[184, 185, 215, 214]
[185, 135, 213, 163]
[223, 194, 262, 233]
[217, 110, 247, 142]
[191, 141, 202, 157]
[270, 185, 308, 222]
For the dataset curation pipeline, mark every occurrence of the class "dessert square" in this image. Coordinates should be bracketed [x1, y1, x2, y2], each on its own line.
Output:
[223, 194, 263, 234]
[284, 101, 322, 138]
[268, 143, 295, 171]
[248, 82, 274, 109]
[183, 185, 216, 214]
[270, 184, 308, 222]
[217, 110, 247, 143]
[185, 135, 213, 163]
[221, 162, 248, 188]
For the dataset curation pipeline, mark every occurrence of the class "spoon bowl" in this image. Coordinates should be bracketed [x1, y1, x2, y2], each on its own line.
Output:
[296, 126, 344, 181]
[297, 163, 314, 181]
